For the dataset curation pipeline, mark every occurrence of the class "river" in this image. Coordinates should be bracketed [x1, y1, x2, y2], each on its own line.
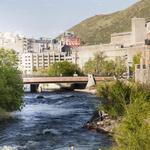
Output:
[0, 92, 112, 150]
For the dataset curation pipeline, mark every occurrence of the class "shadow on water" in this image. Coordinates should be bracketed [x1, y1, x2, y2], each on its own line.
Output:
[0, 92, 112, 150]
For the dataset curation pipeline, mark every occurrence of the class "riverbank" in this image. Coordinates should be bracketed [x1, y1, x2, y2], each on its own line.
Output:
[74, 90, 116, 135]
[74, 88, 96, 94]
[74, 88, 119, 134]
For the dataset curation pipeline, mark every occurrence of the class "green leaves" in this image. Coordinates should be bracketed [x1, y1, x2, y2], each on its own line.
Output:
[113, 98, 150, 150]
[0, 48, 18, 67]
[84, 51, 106, 75]
[97, 81, 150, 150]
[131, 53, 141, 73]
[47, 61, 81, 77]
[84, 52, 126, 78]
[0, 48, 23, 112]
[97, 81, 131, 118]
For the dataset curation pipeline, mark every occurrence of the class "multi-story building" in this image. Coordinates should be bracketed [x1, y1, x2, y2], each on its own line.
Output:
[19, 50, 77, 75]
[61, 32, 80, 48]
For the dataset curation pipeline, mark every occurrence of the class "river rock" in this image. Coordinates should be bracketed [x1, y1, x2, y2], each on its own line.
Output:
[42, 129, 59, 135]
[36, 95, 44, 99]
[42, 129, 52, 134]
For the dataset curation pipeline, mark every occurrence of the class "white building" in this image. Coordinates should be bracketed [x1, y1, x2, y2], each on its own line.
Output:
[19, 51, 77, 75]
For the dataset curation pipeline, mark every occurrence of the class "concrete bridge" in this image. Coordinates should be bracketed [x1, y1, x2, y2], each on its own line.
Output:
[23, 76, 113, 84]
[23, 75, 113, 92]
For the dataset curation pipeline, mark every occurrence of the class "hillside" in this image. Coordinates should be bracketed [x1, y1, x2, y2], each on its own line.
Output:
[67, 0, 150, 45]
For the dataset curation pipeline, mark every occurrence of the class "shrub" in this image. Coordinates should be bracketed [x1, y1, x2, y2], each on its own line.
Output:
[97, 80, 131, 118]
[130, 83, 150, 103]
[112, 96, 150, 150]
[97, 80, 150, 149]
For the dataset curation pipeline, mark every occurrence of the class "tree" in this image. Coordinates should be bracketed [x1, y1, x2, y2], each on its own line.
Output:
[84, 51, 106, 75]
[131, 53, 141, 74]
[103, 60, 115, 76]
[47, 61, 81, 76]
[84, 54, 126, 78]
[113, 56, 127, 78]
[94, 51, 106, 74]
[84, 58, 96, 74]
[0, 48, 23, 112]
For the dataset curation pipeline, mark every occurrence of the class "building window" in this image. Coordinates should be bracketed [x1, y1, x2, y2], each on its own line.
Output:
[137, 64, 140, 69]
[143, 65, 146, 69]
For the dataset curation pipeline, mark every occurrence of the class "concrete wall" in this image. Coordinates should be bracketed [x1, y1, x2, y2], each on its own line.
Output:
[77, 44, 127, 69]
[76, 44, 144, 69]
[127, 44, 144, 63]
[111, 32, 132, 46]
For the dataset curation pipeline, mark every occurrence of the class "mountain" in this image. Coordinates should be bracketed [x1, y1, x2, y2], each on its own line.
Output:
[67, 0, 150, 45]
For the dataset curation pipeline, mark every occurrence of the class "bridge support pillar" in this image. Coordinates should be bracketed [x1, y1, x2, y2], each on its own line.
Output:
[38, 84, 43, 93]
[86, 74, 96, 89]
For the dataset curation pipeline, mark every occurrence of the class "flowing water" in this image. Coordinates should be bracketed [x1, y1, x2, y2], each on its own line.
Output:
[0, 92, 112, 150]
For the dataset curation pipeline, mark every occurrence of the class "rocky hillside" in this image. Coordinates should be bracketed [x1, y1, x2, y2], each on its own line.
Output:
[67, 0, 150, 45]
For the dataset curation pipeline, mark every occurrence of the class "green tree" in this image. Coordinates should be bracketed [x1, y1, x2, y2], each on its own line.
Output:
[48, 61, 81, 76]
[94, 51, 106, 74]
[103, 60, 115, 76]
[131, 53, 141, 73]
[113, 57, 126, 78]
[84, 51, 106, 75]
[84, 53, 126, 78]
[0, 48, 23, 112]
[84, 58, 96, 74]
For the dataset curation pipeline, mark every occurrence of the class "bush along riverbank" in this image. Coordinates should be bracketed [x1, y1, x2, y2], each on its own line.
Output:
[0, 48, 23, 121]
[84, 80, 150, 150]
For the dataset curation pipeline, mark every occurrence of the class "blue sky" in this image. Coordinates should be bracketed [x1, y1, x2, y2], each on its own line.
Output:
[0, 0, 138, 38]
